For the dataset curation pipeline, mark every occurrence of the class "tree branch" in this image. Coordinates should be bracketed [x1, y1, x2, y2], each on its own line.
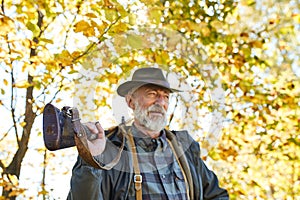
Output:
[71, 15, 121, 62]
[1, 0, 4, 15]
[35, 67, 64, 101]
[5, 32, 20, 146]
[63, 1, 81, 49]
[0, 159, 5, 171]
[1, 0, 20, 146]
[63, 14, 78, 49]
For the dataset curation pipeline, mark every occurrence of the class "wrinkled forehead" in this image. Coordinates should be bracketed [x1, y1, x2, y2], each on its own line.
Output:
[135, 84, 171, 94]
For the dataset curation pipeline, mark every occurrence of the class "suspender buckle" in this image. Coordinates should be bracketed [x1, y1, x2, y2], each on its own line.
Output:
[134, 174, 142, 183]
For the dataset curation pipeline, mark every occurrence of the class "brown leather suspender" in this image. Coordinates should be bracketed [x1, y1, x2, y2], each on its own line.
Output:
[121, 126, 142, 200]
[127, 132, 142, 200]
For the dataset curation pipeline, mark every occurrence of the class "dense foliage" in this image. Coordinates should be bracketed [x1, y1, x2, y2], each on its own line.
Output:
[0, 0, 299, 199]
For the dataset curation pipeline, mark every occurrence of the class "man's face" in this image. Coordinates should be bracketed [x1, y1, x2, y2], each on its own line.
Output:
[130, 84, 170, 132]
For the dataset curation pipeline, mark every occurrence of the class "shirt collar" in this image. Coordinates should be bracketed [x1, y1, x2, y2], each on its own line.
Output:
[131, 124, 168, 152]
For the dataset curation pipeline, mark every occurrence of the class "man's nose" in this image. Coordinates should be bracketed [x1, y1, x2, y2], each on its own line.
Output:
[155, 95, 168, 106]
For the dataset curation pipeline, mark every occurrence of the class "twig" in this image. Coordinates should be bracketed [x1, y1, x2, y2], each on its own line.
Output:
[72, 15, 121, 62]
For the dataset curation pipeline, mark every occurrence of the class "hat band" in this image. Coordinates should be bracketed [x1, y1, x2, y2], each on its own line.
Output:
[134, 79, 170, 88]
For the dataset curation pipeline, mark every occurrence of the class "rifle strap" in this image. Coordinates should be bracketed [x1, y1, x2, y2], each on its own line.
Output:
[72, 107, 125, 170]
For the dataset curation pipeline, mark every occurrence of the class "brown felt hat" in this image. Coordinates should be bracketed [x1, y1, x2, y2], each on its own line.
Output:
[117, 67, 181, 97]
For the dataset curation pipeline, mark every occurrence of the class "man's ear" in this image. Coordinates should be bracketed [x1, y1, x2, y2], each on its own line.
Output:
[125, 95, 135, 110]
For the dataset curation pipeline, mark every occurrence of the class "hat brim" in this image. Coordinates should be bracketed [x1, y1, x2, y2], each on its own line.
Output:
[117, 81, 181, 97]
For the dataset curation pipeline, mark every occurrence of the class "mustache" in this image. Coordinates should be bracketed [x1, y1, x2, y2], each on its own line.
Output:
[148, 104, 166, 115]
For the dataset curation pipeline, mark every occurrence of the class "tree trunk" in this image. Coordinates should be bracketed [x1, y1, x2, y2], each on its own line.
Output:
[2, 74, 36, 199]
[1, 8, 43, 198]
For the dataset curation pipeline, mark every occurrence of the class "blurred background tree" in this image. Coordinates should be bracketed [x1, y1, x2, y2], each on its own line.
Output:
[0, 0, 299, 199]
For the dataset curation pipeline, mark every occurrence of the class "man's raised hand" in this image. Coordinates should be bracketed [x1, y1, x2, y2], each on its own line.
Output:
[84, 121, 106, 156]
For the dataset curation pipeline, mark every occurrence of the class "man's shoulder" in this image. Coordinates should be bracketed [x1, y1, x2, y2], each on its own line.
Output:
[104, 125, 125, 143]
[104, 125, 131, 141]
[168, 129, 193, 142]
[167, 129, 201, 153]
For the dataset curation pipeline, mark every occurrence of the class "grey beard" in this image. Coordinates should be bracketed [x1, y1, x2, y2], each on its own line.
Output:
[133, 103, 168, 132]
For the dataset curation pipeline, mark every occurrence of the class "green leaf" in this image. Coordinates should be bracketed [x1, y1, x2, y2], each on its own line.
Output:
[104, 8, 118, 22]
[26, 21, 39, 37]
[127, 34, 144, 49]
[39, 38, 54, 44]
[148, 8, 162, 24]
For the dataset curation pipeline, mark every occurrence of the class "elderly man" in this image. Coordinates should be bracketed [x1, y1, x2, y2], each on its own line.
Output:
[67, 67, 228, 200]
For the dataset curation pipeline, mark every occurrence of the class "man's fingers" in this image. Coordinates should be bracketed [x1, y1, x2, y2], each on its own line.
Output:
[84, 122, 98, 134]
[95, 121, 105, 139]
[84, 121, 106, 155]
[83, 122, 105, 140]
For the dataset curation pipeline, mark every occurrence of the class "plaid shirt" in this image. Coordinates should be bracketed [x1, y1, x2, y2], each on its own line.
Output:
[127, 125, 188, 200]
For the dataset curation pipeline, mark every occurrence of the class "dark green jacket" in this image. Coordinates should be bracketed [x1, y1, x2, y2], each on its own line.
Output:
[67, 127, 229, 200]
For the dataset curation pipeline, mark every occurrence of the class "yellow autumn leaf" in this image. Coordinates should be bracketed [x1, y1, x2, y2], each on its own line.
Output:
[7, 174, 19, 186]
[9, 48, 24, 57]
[3, 79, 8, 86]
[0, 16, 15, 35]
[128, 13, 136, 25]
[161, 51, 169, 62]
[61, 49, 71, 57]
[71, 51, 81, 58]
[9, 188, 25, 197]
[85, 13, 97, 18]
[74, 20, 90, 33]
[38, 189, 49, 196]
[107, 74, 118, 84]
[292, 13, 300, 23]
[95, 86, 102, 94]
[96, 21, 108, 34]
[90, 20, 98, 28]
[20, 121, 26, 127]
[210, 20, 224, 30]
[199, 22, 210, 37]
[14, 81, 31, 88]
[83, 27, 95, 37]
[110, 22, 127, 34]
[55, 50, 73, 66]
[140, 0, 160, 4]
[250, 41, 263, 48]
[187, 21, 203, 33]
